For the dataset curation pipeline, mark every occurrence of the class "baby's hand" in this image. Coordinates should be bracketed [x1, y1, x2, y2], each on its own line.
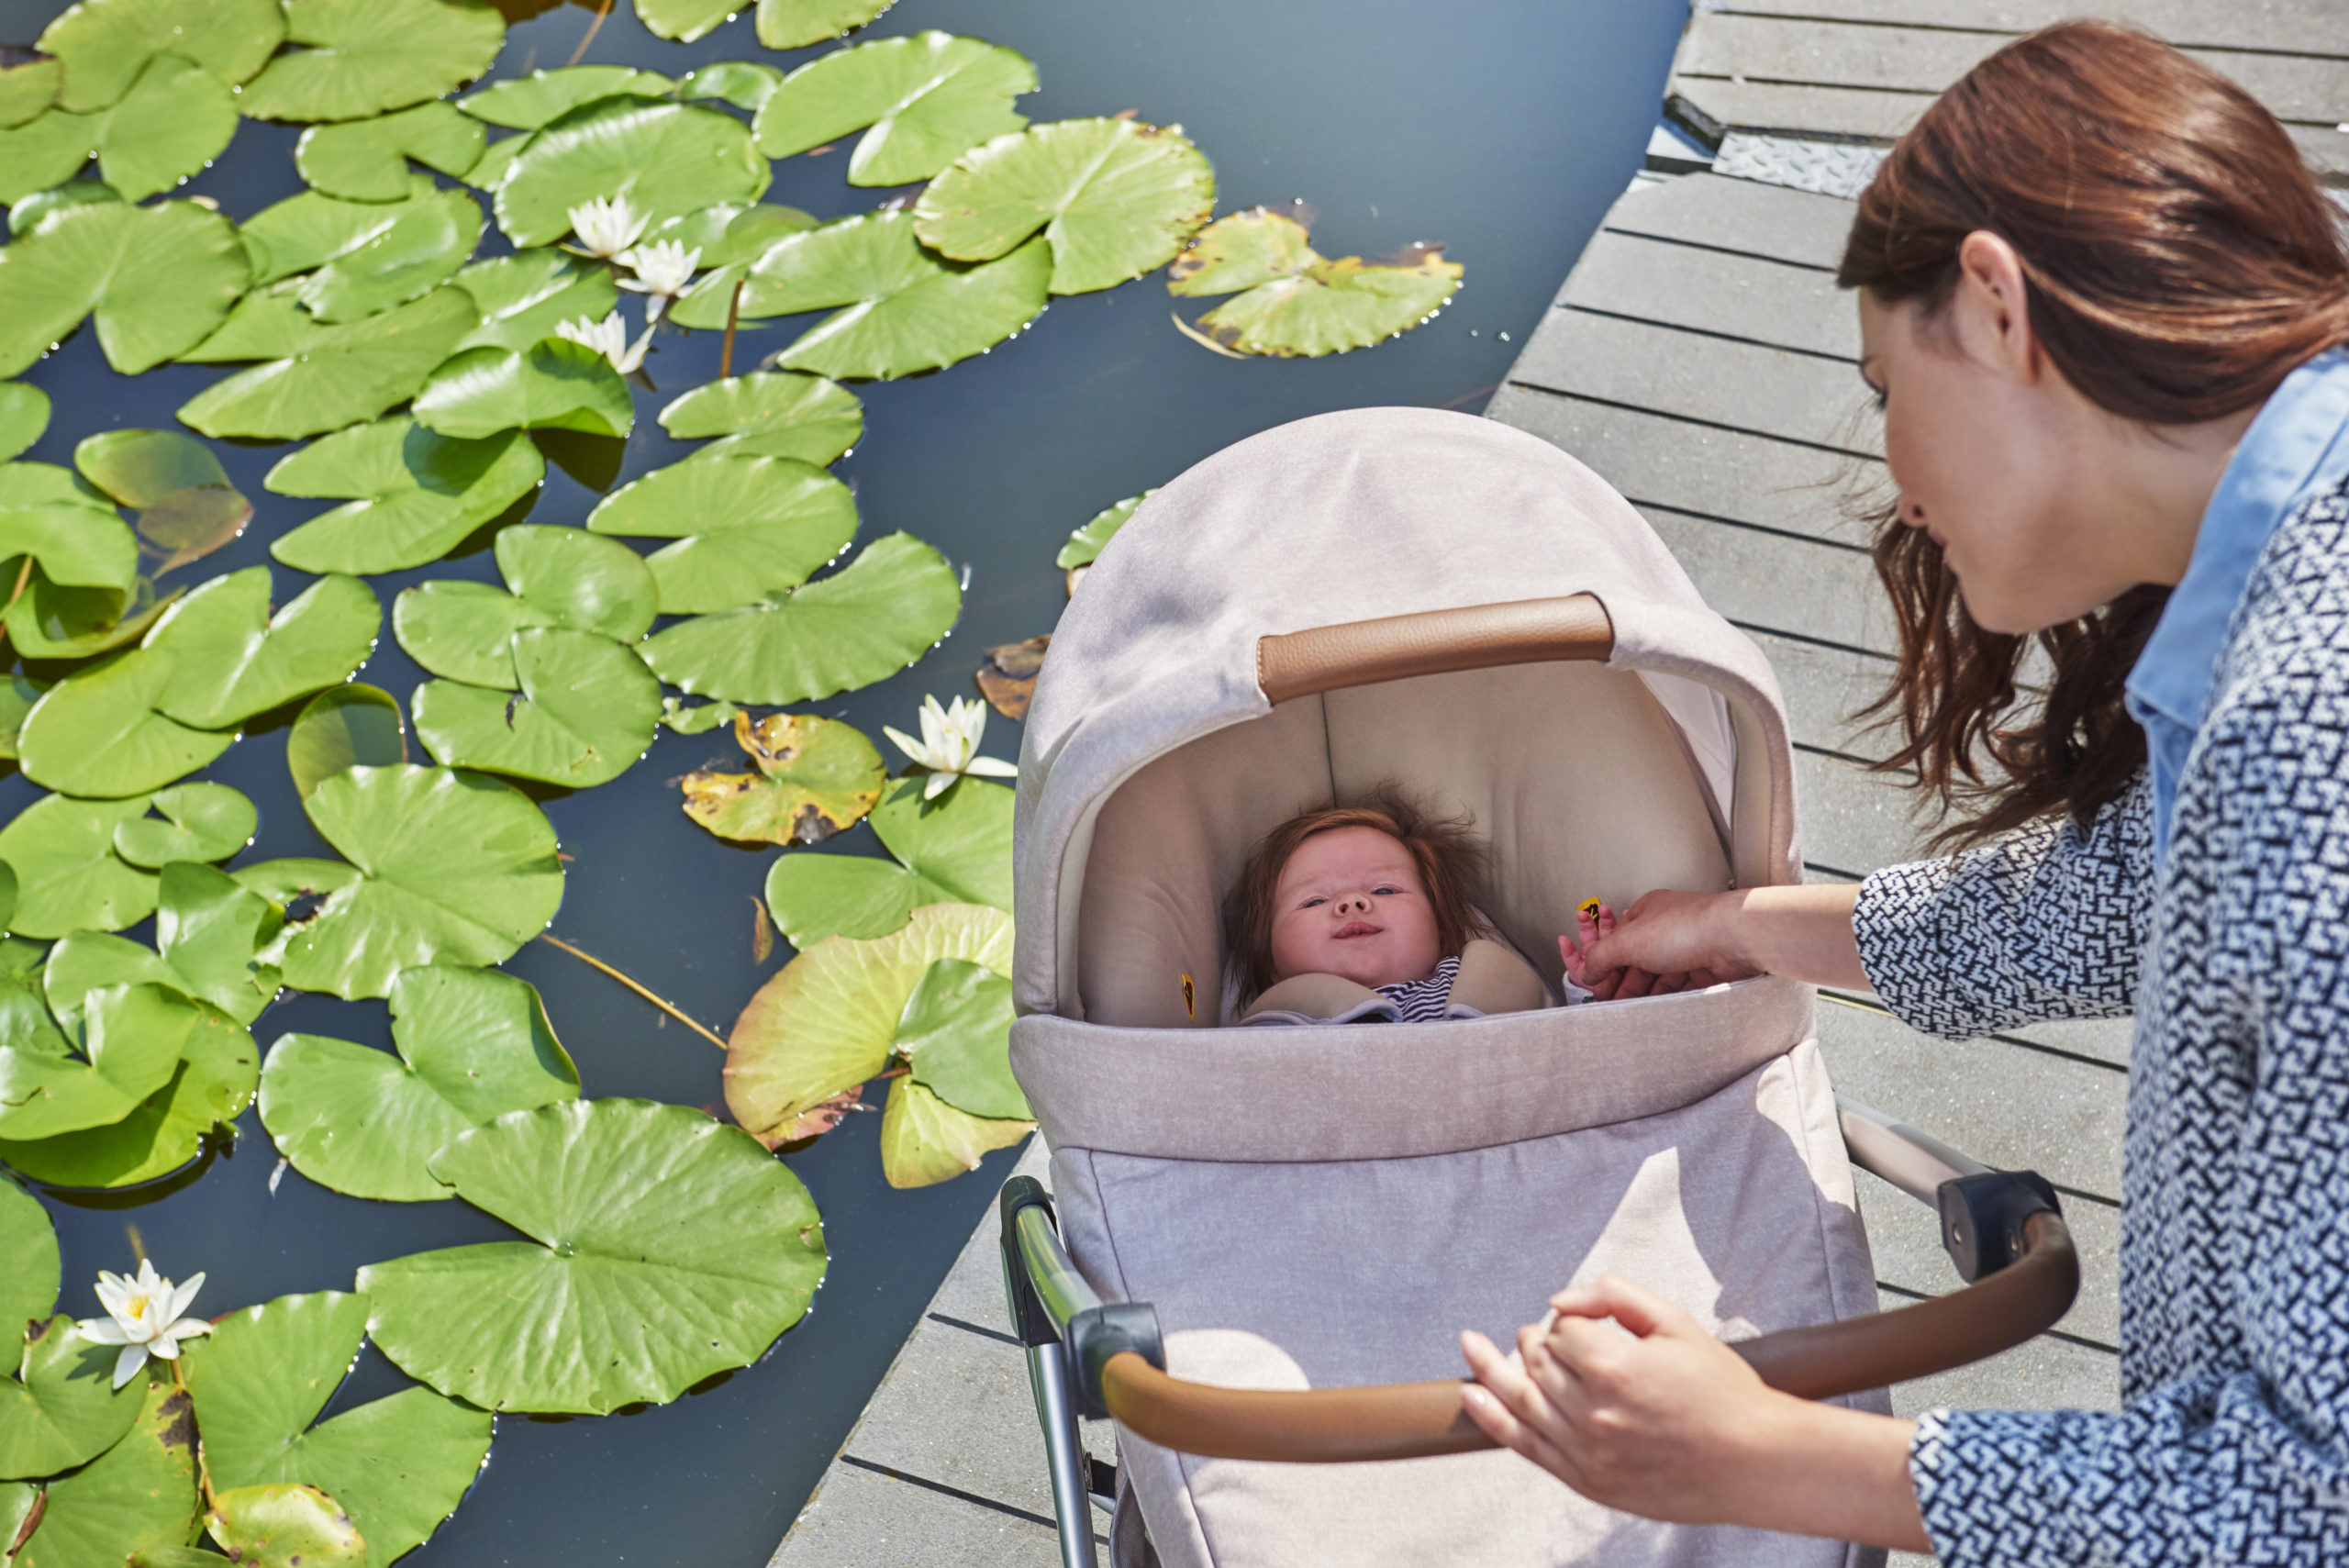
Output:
[1562, 903, 1714, 1001]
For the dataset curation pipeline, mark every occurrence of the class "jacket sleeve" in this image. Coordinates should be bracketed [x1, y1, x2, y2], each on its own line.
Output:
[1848, 772, 2151, 1040]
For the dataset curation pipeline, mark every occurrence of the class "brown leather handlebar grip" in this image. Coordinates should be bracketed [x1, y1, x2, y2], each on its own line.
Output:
[1257, 595, 1615, 705]
[1099, 1211, 2076, 1464]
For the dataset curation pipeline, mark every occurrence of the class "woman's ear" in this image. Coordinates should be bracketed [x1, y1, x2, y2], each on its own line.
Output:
[1953, 229, 2043, 385]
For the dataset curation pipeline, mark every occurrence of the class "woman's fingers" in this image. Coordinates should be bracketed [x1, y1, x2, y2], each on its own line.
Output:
[1461, 1330, 1584, 1485]
[1552, 1273, 1684, 1338]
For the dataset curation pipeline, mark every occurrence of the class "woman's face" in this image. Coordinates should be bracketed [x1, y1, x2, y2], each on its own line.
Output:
[1268, 827, 1442, 991]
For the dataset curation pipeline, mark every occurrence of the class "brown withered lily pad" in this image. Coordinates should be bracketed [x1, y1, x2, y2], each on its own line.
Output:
[680, 710, 885, 845]
[974, 635, 1048, 720]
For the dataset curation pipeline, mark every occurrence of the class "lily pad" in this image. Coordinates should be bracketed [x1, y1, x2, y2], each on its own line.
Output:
[266, 419, 541, 575]
[450, 250, 617, 353]
[763, 776, 1012, 946]
[724, 901, 1010, 1146]
[238, 0, 507, 124]
[3, 574, 176, 662]
[639, 531, 961, 705]
[0, 673, 42, 762]
[0, 60, 60, 128]
[586, 453, 856, 615]
[916, 117, 1215, 295]
[188, 1291, 491, 1568]
[0, 496, 138, 595]
[0, 794, 158, 939]
[260, 966, 578, 1203]
[296, 102, 485, 201]
[1173, 209, 1464, 356]
[273, 764, 563, 1000]
[88, 53, 240, 205]
[37, 0, 284, 112]
[411, 339, 632, 441]
[658, 372, 862, 467]
[0, 387, 49, 463]
[358, 1097, 828, 1414]
[44, 862, 277, 1032]
[681, 713, 885, 846]
[458, 66, 674, 129]
[412, 627, 662, 787]
[878, 1075, 1028, 1188]
[286, 685, 406, 800]
[143, 567, 381, 730]
[0, 1181, 56, 1334]
[0, 199, 249, 381]
[0, 1006, 258, 1188]
[0, 110, 100, 207]
[240, 185, 426, 285]
[456, 132, 518, 195]
[110, 784, 258, 871]
[754, 0, 899, 50]
[495, 96, 768, 250]
[244, 186, 483, 326]
[0, 983, 210, 1142]
[0, 1315, 137, 1484]
[206, 1485, 365, 1568]
[15, 651, 236, 800]
[897, 955, 1026, 1118]
[673, 60, 783, 111]
[231, 859, 359, 908]
[72, 430, 250, 576]
[393, 523, 656, 688]
[752, 33, 1034, 189]
[1056, 489, 1150, 570]
[8, 1376, 195, 1568]
[6, 178, 119, 239]
[660, 697, 736, 735]
[177, 286, 480, 442]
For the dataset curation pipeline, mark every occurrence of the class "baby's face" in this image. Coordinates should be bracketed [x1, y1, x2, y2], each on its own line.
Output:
[1268, 827, 1443, 990]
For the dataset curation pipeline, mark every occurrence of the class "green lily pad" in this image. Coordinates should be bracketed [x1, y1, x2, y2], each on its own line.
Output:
[6, 177, 119, 238]
[295, 102, 486, 201]
[393, 523, 656, 688]
[0, 498, 138, 595]
[450, 250, 617, 353]
[231, 859, 359, 908]
[15, 651, 236, 801]
[0, 110, 99, 207]
[763, 776, 1012, 947]
[45, 862, 278, 1032]
[724, 901, 1010, 1146]
[1173, 208, 1464, 356]
[176, 286, 479, 442]
[206, 1484, 365, 1568]
[266, 419, 542, 575]
[10, 1376, 196, 1568]
[37, 0, 284, 113]
[240, 185, 425, 286]
[0, 1181, 56, 1334]
[273, 764, 564, 1001]
[916, 117, 1215, 295]
[673, 60, 783, 111]
[459, 66, 673, 129]
[495, 96, 768, 250]
[187, 1291, 490, 1568]
[0, 199, 249, 381]
[660, 697, 736, 735]
[71, 429, 250, 577]
[640, 531, 961, 706]
[286, 685, 406, 800]
[1056, 489, 1151, 570]
[411, 339, 633, 441]
[358, 1098, 828, 1414]
[260, 966, 578, 1203]
[0, 673, 39, 763]
[753, 33, 1033, 188]
[0, 983, 209, 1141]
[632, 0, 735, 42]
[0, 794, 158, 939]
[238, 0, 507, 124]
[241, 186, 483, 326]
[85, 52, 239, 206]
[658, 372, 862, 468]
[0, 1006, 258, 1188]
[456, 132, 518, 195]
[878, 1075, 1028, 1188]
[0, 59, 60, 128]
[412, 627, 662, 787]
[2, 573, 177, 662]
[897, 956, 1025, 1118]
[110, 784, 258, 871]
[654, 205, 825, 328]
[0, 387, 49, 464]
[681, 713, 885, 846]
[143, 567, 381, 730]
[754, 0, 898, 50]
[585, 453, 856, 615]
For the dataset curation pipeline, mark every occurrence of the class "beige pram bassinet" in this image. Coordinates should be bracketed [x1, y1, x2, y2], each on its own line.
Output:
[998, 408, 2076, 1568]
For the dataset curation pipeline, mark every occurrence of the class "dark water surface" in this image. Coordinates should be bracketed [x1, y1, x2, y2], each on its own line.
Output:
[0, 0, 1685, 1561]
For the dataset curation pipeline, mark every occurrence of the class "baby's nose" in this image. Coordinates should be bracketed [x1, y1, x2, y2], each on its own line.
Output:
[1335, 891, 1370, 913]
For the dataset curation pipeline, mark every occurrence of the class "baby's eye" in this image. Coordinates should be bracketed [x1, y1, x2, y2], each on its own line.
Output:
[1301, 895, 1326, 907]
[1372, 885, 1399, 895]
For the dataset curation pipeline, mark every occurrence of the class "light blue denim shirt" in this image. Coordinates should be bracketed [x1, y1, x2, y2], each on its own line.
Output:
[2125, 349, 2349, 863]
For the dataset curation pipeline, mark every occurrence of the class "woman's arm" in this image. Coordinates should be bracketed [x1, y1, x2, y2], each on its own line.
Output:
[1579, 884, 1867, 991]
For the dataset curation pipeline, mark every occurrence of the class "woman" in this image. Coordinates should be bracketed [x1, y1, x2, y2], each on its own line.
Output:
[1461, 21, 2349, 1563]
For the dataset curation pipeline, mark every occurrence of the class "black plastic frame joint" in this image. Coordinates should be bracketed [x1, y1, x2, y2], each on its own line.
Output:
[1936, 1170, 2061, 1283]
[1068, 1301, 1164, 1421]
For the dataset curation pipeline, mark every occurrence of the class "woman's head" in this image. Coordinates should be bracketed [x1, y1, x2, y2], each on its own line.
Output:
[1225, 790, 1487, 999]
[1839, 21, 2349, 843]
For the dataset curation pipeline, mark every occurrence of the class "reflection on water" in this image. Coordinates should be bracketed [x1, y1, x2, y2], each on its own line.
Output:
[0, 0, 1684, 1559]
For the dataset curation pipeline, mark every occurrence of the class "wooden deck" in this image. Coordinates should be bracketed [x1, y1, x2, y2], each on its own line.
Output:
[771, 8, 2347, 1564]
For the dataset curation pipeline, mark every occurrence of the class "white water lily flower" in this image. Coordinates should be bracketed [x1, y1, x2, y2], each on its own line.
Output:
[76, 1260, 213, 1388]
[617, 239, 701, 320]
[567, 195, 649, 259]
[556, 311, 652, 375]
[885, 695, 1020, 800]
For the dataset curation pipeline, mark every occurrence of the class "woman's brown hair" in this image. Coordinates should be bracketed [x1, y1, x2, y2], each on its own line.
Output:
[1223, 787, 1488, 1002]
[1840, 20, 2349, 847]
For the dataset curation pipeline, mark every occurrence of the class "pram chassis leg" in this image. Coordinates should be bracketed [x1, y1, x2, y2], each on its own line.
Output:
[1028, 1340, 1103, 1568]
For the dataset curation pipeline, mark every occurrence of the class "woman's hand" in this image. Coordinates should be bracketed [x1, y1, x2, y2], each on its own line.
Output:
[1561, 901, 1733, 999]
[1575, 891, 1753, 986]
[1572, 883, 1874, 994]
[1459, 1275, 1931, 1549]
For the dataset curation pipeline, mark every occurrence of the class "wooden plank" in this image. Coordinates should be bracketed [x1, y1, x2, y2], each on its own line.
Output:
[1484, 385, 1882, 547]
[1706, 0, 2349, 57]
[1642, 506, 1891, 655]
[1858, 1167, 2121, 1348]
[1746, 630, 1896, 761]
[1559, 230, 1862, 361]
[1600, 171, 1854, 272]
[770, 1460, 1062, 1568]
[1507, 309, 1881, 453]
[1796, 745, 1934, 873]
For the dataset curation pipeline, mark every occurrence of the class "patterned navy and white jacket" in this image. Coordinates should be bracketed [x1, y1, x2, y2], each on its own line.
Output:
[1854, 461, 2349, 1564]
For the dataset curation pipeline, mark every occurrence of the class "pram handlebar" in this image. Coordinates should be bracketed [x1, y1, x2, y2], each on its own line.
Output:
[1256, 594, 1614, 704]
[1001, 1109, 2080, 1467]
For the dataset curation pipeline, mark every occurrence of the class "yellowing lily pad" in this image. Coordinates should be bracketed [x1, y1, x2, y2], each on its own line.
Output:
[878, 1075, 1028, 1188]
[1171, 207, 1464, 356]
[73, 429, 250, 577]
[13, 1373, 198, 1568]
[205, 1484, 365, 1568]
[681, 712, 885, 846]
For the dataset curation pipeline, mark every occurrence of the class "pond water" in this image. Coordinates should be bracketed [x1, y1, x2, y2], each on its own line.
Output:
[0, 0, 1686, 1561]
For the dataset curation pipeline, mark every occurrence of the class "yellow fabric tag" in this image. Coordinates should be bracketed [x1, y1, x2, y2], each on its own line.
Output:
[1181, 973, 1196, 1019]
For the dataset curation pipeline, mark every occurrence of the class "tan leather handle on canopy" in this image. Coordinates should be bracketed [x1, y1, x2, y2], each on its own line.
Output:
[1099, 1210, 2076, 1464]
[1257, 595, 1615, 705]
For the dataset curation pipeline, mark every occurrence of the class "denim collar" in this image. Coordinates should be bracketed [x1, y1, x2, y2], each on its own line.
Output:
[2125, 349, 2349, 863]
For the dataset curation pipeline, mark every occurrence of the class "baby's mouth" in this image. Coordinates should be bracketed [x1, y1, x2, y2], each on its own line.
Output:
[1332, 921, 1382, 940]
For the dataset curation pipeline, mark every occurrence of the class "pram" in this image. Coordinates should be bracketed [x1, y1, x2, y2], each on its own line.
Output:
[999, 408, 2076, 1568]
